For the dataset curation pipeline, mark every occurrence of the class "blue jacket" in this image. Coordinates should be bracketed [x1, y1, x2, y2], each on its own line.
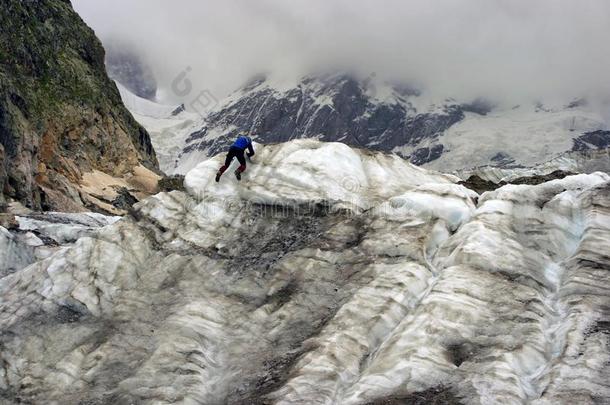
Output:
[232, 136, 255, 156]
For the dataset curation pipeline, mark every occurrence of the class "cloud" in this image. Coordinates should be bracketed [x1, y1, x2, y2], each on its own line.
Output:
[72, 0, 610, 109]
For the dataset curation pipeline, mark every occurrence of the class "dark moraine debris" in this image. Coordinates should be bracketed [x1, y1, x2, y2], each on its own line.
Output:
[112, 187, 139, 210]
[585, 320, 610, 336]
[445, 342, 478, 367]
[55, 304, 88, 324]
[262, 281, 299, 309]
[460, 170, 577, 194]
[234, 349, 308, 405]
[458, 175, 505, 194]
[510, 170, 576, 186]
[366, 386, 464, 405]
[158, 175, 186, 192]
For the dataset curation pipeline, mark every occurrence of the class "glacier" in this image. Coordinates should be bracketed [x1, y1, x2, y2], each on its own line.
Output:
[0, 140, 608, 404]
[116, 82, 202, 174]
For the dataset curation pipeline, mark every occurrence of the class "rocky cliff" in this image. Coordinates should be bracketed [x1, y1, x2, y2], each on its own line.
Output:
[0, 0, 158, 212]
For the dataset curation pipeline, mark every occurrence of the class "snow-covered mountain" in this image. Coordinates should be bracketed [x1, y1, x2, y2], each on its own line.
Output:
[116, 82, 201, 173]
[1, 140, 609, 404]
[422, 106, 609, 172]
[176, 73, 609, 174]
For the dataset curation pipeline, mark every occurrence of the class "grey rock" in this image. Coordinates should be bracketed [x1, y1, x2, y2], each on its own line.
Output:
[111, 187, 139, 211]
[158, 175, 185, 192]
[170, 104, 186, 117]
[410, 144, 445, 165]
[572, 130, 610, 151]
[490, 152, 516, 166]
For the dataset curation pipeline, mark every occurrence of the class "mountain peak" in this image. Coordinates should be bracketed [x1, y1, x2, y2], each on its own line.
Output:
[162, 73, 608, 175]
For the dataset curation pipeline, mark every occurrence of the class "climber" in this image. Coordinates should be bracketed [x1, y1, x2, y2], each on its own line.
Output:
[215, 135, 255, 182]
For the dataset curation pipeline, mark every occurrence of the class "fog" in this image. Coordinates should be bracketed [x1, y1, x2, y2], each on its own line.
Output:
[72, 0, 610, 111]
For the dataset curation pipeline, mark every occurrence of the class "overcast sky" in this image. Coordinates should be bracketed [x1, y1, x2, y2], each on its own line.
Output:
[73, 0, 610, 108]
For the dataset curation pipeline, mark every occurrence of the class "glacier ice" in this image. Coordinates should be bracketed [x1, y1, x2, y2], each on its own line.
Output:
[116, 81, 202, 174]
[1, 212, 120, 277]
[400, 106, 608, 172]
[0, 227, 35, 278]
[0, 141, 608, 404]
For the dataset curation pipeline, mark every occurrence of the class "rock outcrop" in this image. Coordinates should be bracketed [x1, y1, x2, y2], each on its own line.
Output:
[572, 130, 610, 152]
[0, 0, 158, 212]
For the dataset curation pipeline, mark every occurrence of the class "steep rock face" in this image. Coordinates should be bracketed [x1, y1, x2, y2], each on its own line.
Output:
[1, 141, 608, 404]
[0, 0, 158, 211]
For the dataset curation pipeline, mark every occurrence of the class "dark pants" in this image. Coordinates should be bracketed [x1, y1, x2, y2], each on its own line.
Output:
[218, 146, 246, 174]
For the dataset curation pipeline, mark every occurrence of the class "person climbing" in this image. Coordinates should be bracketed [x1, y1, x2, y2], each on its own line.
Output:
[215, 135, 255, 182]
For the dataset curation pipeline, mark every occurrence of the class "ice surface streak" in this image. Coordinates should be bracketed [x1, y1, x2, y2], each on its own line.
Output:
[0, 141, 608, 404]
